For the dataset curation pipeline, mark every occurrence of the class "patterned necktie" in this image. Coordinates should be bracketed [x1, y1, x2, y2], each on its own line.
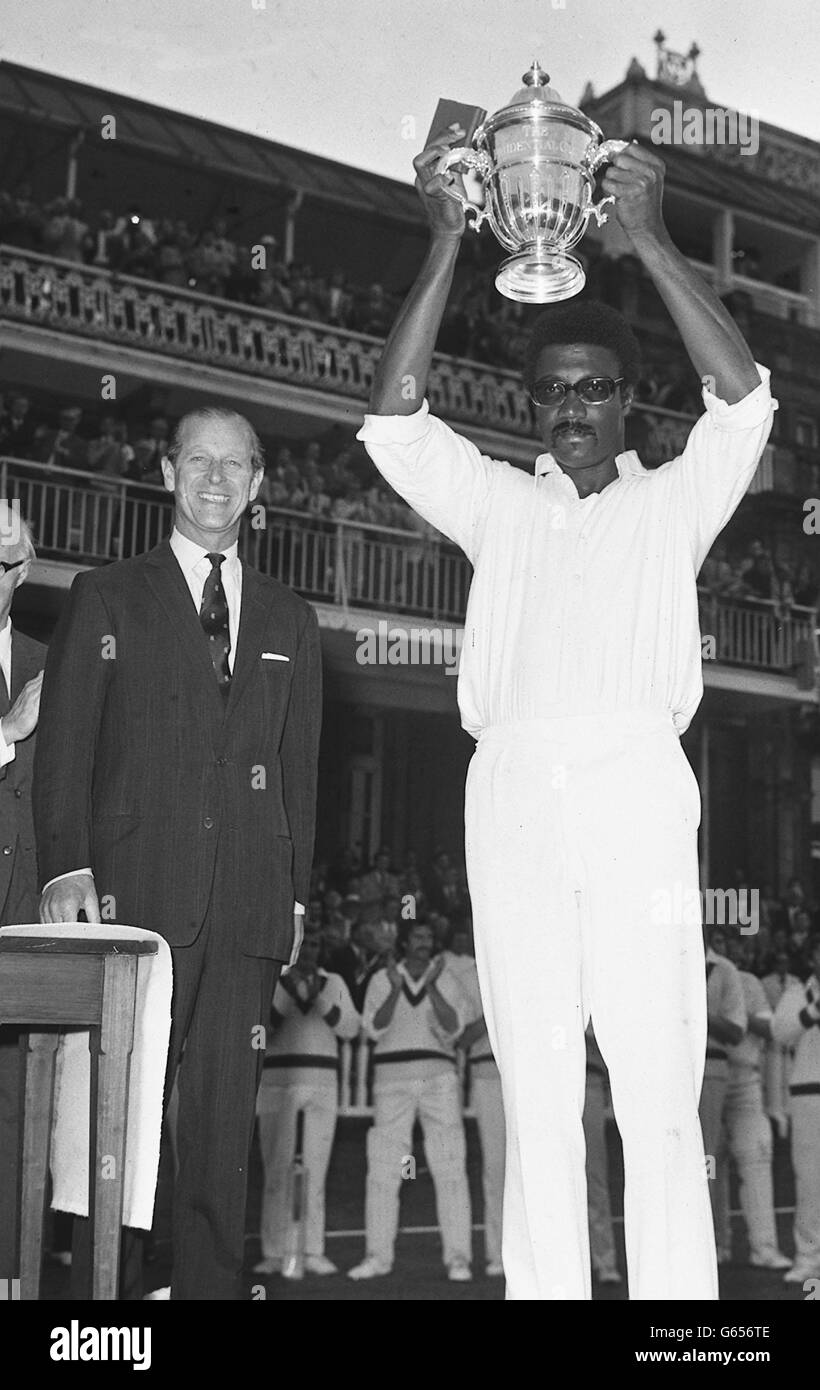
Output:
[0, 665, 9, 717]
[199, 552, 231, 696]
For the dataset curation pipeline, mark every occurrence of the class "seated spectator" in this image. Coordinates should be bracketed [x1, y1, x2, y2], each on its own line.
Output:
[305, 473, 331, 518]
[31, 406, 88, 470]
[42, 196, 88, 264]
[188, 229, 233, 298]
[0, 395, 37, 458]
[0, 184, 44, 251]
[793, 562, 818, 609]
[130, 417, 170, 484]
[211, 219, 237, 275]
[328, 915, 384, 1012]
[86, 415, 133, 478]
[789, 910, 815, 980]
[113, 210, 157, 277]
[351, 282, 393, 338]
[320, 269, 353, 327]
[154, 219, 189, 288]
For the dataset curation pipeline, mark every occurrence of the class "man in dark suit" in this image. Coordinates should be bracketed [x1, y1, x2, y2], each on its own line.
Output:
[33, 407, 323, 1300]
[0, 505, 46, 1280]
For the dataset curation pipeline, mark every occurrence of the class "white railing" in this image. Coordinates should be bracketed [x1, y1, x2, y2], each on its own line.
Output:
[1, 455, 471, 622]
[697, 587, 817, 675]
[2, 456, 815, 676]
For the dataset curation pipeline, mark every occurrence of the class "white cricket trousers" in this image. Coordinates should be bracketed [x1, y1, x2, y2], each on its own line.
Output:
[364, 1070, 472, 1269]
[714, 1068, 781, 1262]
[791, 1094, 820, 1269]
[256, 1075, 338, 1259]
[464, 710, 717, 1301]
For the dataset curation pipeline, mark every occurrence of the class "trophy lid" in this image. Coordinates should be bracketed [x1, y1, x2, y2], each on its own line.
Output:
[508, 60, 565, 106]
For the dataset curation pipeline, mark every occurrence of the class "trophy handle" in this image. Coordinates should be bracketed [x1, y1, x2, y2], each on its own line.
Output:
[582, 138, 630, 228]
[434, 147, 493, 231]
[586, 137, 630, 174]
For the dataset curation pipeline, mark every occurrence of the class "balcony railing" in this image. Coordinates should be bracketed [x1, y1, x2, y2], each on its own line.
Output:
[2, 456, 816, 683]
[1, 456, 471, 623]
[2, 245, 705, 460]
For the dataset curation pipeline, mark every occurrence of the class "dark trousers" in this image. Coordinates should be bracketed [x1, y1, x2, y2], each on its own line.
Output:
[73, 850, 280, 1300]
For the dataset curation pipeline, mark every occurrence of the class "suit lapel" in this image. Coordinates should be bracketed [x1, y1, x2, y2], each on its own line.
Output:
[144, 540, 226, 720]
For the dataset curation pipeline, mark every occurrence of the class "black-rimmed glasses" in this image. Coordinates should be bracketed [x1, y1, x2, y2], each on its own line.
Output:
[0, 558, 26, 577]
[529, 375, 627, 407]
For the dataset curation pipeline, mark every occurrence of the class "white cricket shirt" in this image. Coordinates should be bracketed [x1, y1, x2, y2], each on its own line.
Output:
[357, 366, 775, 738]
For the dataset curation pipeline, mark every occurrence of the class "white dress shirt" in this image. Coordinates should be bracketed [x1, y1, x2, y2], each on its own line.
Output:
[46, 530, 303, 912]
[169, 527, 241, 672]
[357, 366, 775, 739]
[0, 617, 15, 767]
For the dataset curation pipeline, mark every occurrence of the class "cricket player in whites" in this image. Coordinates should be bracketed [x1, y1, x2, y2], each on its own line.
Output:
[772, 935, 820, 1283]
[349, 922, 472, 1281]
[356, 137, 775, 1299]
[713, 932, 792, 1270]
[254, 928, 360, 1276]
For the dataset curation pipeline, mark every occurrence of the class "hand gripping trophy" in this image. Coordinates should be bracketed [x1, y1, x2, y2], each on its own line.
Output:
[435, 60, 628, 303]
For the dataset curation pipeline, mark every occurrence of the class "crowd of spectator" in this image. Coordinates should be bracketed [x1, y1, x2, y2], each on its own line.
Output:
[700, 537, 819, 613]
[0, 184, 403, 331]
[0, 392, 411, 529]
[305, 847, 820, 992]
[0, 183, 712, 392]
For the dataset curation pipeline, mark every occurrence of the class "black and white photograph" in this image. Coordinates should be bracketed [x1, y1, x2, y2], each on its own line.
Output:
[0, 0, 818, 1364]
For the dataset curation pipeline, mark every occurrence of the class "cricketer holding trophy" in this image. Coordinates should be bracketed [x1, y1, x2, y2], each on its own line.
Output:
[356, 66, 775, 1300]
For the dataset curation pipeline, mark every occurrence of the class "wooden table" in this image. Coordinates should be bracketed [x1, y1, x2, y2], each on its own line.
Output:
[0, 935, 157, 1299]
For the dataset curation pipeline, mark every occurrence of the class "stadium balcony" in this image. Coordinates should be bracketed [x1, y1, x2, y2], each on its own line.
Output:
[3, 455, 817, 704]
[2, 243, 813, 497]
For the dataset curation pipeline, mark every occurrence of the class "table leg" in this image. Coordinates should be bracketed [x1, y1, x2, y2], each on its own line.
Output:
[19, 1030, 60, 1300]
[89, 954, 138, 1300]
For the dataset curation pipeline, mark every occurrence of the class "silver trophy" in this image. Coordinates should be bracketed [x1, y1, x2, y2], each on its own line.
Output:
[436, 60, 629, 302]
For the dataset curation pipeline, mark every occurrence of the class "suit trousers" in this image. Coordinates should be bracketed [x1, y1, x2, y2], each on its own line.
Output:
[464, 711, 717, 1302]
[73, 842, 279, 1299]
[0, 837, 40, 1279]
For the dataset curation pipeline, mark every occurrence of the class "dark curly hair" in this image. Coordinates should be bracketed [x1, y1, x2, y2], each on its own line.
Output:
[523, 299, 642, 394]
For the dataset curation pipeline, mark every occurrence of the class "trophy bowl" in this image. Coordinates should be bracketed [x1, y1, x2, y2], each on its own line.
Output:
[436, 61, 628, 303]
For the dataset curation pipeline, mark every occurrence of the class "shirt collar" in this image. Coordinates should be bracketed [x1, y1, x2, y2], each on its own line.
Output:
[0, 617, 11, 652]
[170, 526, 239, 575]
[533, 449, 649, 481]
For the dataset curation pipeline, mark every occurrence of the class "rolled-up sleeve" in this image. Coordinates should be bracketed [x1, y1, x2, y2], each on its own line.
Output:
[665, 362, 777, 573]
[356, 402, 503, 562]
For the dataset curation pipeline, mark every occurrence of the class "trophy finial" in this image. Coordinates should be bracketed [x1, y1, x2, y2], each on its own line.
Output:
[523, 60, 550, 87]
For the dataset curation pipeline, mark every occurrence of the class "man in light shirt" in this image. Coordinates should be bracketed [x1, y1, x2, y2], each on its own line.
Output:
[772, 934, 820, 1283]
[0, 504, 45, 1282]
[356, 139, 775, 1300]
[32, 408, 323, 1299]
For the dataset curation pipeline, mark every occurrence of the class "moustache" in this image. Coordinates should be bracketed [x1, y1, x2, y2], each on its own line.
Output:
[552, 422, 596, 439]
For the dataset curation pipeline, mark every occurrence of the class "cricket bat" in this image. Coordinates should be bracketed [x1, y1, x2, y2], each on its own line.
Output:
[281, 1108, 308, 1280]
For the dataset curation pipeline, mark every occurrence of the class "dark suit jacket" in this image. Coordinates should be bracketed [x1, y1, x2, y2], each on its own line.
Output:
[0, 628, 47, 921]
[32, 540, 322, 959]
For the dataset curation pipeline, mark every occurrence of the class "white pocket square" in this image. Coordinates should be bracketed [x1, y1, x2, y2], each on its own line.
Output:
[261, 652, 290, 661]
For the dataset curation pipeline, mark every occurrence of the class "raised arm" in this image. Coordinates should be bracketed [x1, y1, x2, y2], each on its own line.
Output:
[368, 143, 466, 415]
[602, 145, 760, 404]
